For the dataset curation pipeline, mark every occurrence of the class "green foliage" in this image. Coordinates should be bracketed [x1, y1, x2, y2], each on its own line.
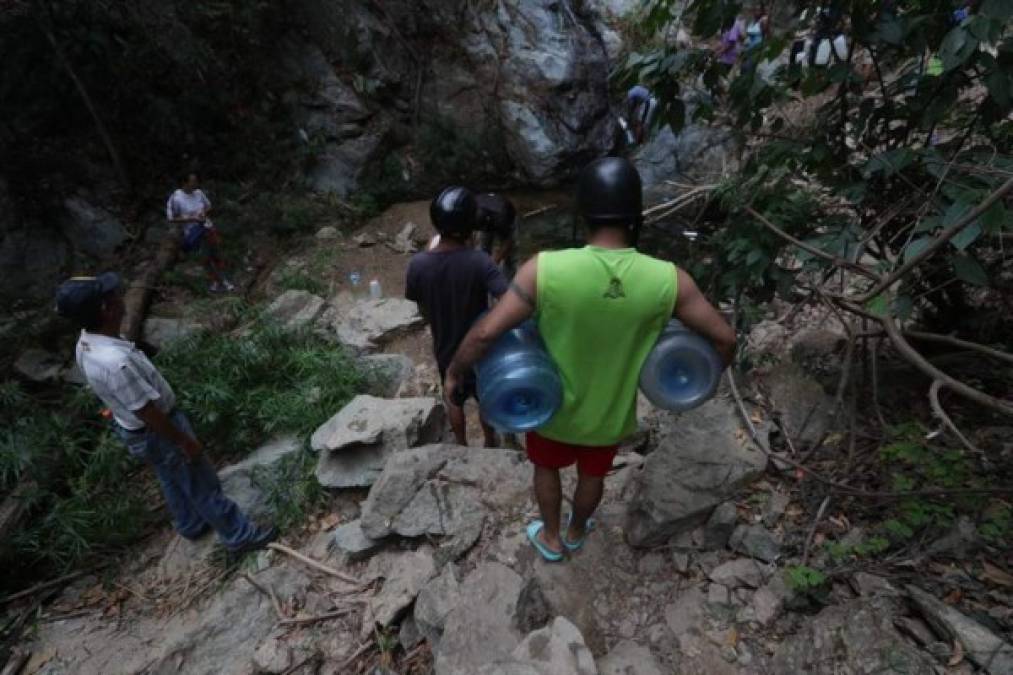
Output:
[276, 268, 326, 296]
[250, 445, 324, 531]
[156, 322, 364, 455]
[978, 502, 1012, 544]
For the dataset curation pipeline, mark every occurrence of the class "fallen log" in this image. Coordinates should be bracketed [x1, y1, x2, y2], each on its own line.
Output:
[120, 232, 179, 342]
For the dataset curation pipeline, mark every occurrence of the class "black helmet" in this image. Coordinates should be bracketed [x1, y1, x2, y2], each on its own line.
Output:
[576, 157, 643, 229]
[430, 186, 477, 237]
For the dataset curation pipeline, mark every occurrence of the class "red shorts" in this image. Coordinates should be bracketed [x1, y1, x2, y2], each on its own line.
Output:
[525, 432, 619, 478]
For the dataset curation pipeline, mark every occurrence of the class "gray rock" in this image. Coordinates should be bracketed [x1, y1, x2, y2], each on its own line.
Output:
[265, 290, 326, 330]
[672, 551, 691, 574]
[707, 584, 731, 607]
[624, 397, 766, 547]
[703, 502, 739, 549]
[907, 585, 1013, 674]
[752, 575, 788, 627]
[415, 563, 462, 648]
[399, 614, 424, 650]
[218, 436, 303, 521]
[851, 571, 900, 598]
[365, 548, 437, 628]
[14, 349, 64, 383]
[311, 395, 445, 488]
[322, 297, 424, 352]
[672, 123, 740, 183]
[0, 178, 68, 304]
[61, 196, 127, 258]
[315, 225, 341, 240]
[331, 518, 385, 562]
[708, 558, 770, 589]
[925, 515, 981, 558]
[598, 640, 664, 675]
[728, 525, 781, 562]
[762, 362, 836, 446]
[310, 133, 387, 196]
[392, 222, 418, 254]
[360, 444, 529, 540]
[360, 353, 415, 398]
[632, 126, 679, 190]
[142, 317, 200, 350]
[433, 513, 484, 568]
[770, 596, 937, 674]
[252, 635, 293, 674]
[435, 562, 529, 675]
[763, 492, 790, 528]
[475, 617, 597, 675]
[747, 319, 788, 359]
[353, 231, 377, 247]
[663, 585, 707, 637]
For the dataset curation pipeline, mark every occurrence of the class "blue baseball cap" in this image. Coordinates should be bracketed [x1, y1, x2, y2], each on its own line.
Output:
[55, 272, 122, 326]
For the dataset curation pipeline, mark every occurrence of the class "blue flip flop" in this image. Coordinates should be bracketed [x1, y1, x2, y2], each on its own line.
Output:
[526, 520, 564, 562]
[561, 513, 597, 552]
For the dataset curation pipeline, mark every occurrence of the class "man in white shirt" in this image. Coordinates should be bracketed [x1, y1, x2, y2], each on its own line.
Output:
[166, 173, 235, 293]
[56, 273, 274, 553]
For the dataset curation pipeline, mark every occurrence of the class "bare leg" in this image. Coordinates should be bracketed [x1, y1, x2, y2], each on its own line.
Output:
[447, 403, 467, 446]
[480, 415, 497, 448]
[533, 465, 564, 554]
[566, 473, 605, 542]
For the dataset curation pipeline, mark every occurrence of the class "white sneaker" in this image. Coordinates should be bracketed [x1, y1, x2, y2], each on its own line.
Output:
[222, 280, 236, 292]
[208, 281, 223, 293]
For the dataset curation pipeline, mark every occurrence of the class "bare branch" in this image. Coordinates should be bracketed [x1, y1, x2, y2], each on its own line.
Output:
[905, 330, 1013, 366]
[928, 380, 983, 456]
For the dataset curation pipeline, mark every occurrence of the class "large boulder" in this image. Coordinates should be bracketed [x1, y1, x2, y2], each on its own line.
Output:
[414, 563, 462, 649]
[142, 316, 200, 350]
[311, 395, 445, 488]
[907, 585, 1013, 674]
[598, 640, 664, 675]
[760, 362, 836, 446]
[14, 348, 65, 383]
[435, 562, 543, 675]
[0, 178, 67, 305]
[362, 548, 437, 629]
[61, 196, 127, 259]
[218, 436, 303, 522]
[624, 396, 766, 547]
[264, 290, 326, 330]
[359, 444, 530, 540]
[320, 297, 424, 352]
[770, 596, 937, 673]
[475, 617, 598, 675]
[360, 353, 415, 397]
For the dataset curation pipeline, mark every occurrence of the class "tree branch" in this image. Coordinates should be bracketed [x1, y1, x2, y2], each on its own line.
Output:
[928, 380, 982, 456]
[904, 330, 1013, 366]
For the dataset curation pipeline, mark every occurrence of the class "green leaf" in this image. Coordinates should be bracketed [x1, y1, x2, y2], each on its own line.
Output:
[904, 237, 932, 263]
[952, 254, 989, 285]
[939, 27, 977, 71]
[746, 249, 766, 266]
[950, 221, 983, 250]
[986, 69, 1011, 107]
[982, 203, 1009, 233]
[982, 0, 1013, 19]
[914, 216, 941, 233]
[863, 148, 915, 177]
[866, 294, 890, 317]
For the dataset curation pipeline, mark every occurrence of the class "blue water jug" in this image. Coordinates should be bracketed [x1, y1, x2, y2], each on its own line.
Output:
[476, 320, 563, 433]
[639, 319, 722, 411]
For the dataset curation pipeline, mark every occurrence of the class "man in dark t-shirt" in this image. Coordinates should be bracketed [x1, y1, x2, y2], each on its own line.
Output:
[406, 186, 508, 447]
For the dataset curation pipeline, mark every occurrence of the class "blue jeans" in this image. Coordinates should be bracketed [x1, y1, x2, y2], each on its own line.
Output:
[115, 410, 262, 550]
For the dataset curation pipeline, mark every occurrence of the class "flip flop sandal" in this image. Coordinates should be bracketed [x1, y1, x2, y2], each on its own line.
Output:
[561, 512, 597, 552]
[526, 520, 564, 562]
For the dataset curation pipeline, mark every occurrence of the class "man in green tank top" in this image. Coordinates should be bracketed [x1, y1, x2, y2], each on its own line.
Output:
[446, 158, 736, 561]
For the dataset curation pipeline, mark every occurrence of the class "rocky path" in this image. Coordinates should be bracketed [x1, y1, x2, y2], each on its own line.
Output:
[16, 205, 1013, 675]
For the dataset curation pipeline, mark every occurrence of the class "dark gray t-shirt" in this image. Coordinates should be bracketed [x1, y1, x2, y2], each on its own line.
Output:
[405, 247, 508, 374]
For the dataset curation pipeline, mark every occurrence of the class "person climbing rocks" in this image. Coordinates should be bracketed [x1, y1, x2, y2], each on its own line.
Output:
[476, 192, 519, 280]
[56, 273, 277, 555]
[444, 157, 736, 562]
[743, 4, 768, 70]
[406, 186, 508, 448]
[717, 13, 747, 69]
[166, 173, 235, 293]
[624, 85, 658, 146]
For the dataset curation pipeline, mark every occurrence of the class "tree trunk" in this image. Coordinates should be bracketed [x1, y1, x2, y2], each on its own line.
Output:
[120, 233, 180, 342]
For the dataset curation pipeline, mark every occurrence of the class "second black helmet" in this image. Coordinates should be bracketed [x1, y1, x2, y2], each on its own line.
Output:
[576, 157, 643, 228]
[430, 186, 477, 237]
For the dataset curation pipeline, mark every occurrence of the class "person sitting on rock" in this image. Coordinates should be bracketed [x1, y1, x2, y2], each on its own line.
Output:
[406, 186, 508, 447]
[444, 158, 736, 561]
[166, 173, 235, 293]
[476, 192, 519, 280]
[56, 273, 276, 555]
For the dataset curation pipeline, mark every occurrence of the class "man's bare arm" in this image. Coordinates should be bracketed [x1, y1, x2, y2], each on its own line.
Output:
[447, 256, 538, 379]
[674, 267, 737, 366]
[134, 401, 202, 461]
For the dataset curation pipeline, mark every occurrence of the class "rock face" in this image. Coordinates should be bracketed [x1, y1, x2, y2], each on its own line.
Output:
[624, 397, 766, 547]
[360, 444, 530, 540]
[762, 362, 836, 446]
[61, 196, 127, 258]
[218, 436, 303, 521]
[475, 617, 597, 675]
[360, 353, 415, 398]
[265, 290, 327, 330]
[331, 518, 385, 561]
[707, 558, 771, 589]
[364, 548, 437, 628]
[0, 178, 68, 306]
[415, 563, 462, 649]
[321, 298, 424, 352]
[728, 524, 781, 562]
[311, 395, 445, 488]
[770, 596, 937, 674]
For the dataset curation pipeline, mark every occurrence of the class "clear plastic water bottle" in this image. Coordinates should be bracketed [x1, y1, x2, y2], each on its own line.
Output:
[369, 279, 382, 300]
[639, 319, 722, 412]
[349, 271, 361, 297]
[475, 320, 562, 432]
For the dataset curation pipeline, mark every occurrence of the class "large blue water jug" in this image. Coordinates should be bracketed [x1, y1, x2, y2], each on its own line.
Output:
[639, 319, 722, 411]
[476, 320, 563, 433]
